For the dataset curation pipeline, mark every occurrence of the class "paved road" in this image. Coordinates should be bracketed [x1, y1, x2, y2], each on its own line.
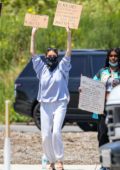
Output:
[0, 164, 101, 170]
[0, 124, 82, 133]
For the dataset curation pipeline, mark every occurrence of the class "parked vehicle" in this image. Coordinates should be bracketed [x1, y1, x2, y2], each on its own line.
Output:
[13, 49, 107, 131]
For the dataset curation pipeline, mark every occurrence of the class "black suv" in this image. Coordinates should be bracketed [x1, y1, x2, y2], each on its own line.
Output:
[14, 49, 107, 131]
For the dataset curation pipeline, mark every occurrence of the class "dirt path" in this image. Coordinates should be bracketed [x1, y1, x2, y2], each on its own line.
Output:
[0, 131, 100, 164]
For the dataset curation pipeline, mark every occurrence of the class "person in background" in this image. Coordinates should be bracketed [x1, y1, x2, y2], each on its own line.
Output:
[30, 25, 71, 170]
[93, 48, 120, 170]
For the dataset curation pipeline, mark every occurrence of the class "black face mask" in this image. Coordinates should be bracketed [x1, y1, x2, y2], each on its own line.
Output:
[45, 56, 58, 71]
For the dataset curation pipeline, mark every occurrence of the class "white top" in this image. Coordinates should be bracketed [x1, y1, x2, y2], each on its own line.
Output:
[32, 55, 71, 103]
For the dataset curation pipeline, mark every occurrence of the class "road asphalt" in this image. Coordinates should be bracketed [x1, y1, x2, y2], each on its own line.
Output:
[0, 124, 82, 133]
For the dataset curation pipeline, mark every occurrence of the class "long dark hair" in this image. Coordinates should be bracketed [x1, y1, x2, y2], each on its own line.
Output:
[105, 48, 120, 68]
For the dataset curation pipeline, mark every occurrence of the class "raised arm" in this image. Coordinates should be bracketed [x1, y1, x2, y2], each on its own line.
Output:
[30, 27, 38, 56]
[65, 25, 71, 57]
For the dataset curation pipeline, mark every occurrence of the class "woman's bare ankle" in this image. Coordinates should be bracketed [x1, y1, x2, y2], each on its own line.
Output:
[46, 163, 55, 170]
[55, 160, 64, 170]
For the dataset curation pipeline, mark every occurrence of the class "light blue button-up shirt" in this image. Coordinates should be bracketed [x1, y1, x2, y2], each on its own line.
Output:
[32, 55, 71, 103]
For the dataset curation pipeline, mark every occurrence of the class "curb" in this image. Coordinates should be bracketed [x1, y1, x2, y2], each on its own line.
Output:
[0, 164, 101, 170]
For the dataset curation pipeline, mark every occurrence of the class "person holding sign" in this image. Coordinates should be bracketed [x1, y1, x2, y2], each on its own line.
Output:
[93, 48, 120, 170]
[30, 26, 71, 170]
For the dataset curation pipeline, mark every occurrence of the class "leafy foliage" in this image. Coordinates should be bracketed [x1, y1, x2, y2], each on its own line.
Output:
[0, 0, 120, 122]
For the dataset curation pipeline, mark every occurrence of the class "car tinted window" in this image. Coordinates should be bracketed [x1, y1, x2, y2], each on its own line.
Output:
[19, 59, 36, 77]
[18, 52, 106, 78]
[70, 54, 90, 77]
[89, 53, 106, 77]
[18, 55, 47, 78]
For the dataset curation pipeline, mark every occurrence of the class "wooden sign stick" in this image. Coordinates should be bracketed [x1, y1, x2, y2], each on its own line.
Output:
[4, 100, 11, 170]
[5, 100, 10, 138]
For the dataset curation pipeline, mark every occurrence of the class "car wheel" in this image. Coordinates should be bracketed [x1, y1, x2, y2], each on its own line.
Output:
[33, 103, 41, 130]
[77, 122, 97, 131]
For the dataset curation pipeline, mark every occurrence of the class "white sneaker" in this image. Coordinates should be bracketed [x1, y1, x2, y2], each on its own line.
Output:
[42, 155, 49, 170]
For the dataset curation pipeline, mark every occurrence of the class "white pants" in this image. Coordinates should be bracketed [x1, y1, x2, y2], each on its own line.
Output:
[40, 100, 67, 163]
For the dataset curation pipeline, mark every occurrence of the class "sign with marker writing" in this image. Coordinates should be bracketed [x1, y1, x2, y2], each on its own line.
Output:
[53, 1, 83, 29]
[24, 13, 49, 28]
[78, 75, 105, 114]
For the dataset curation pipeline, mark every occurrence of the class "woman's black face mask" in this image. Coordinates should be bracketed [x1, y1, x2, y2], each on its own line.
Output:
[45, 55, 59, 71]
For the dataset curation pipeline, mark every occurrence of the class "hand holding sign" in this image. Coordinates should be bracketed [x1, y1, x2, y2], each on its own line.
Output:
[65, 22, 71, 32]
[53, 1, 83, 29]
[31, 27, 39, 35]
[78, 75, 106, 114]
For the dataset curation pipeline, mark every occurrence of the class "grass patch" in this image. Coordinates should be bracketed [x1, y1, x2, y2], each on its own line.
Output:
[0, 64, 32, 124]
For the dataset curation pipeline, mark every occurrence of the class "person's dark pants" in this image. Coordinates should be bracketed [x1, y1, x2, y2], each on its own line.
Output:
[98, 115, 109, 147]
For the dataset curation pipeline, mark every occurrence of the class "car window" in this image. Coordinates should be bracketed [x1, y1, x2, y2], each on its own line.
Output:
[89, 53, 106, 77]
[18, 52, 106, 78]
[19, 59, 36, 77]
[70, 54, 90, 77]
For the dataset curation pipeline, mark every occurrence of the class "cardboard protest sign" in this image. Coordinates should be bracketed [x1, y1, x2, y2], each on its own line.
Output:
[24, 13, 49, 28]
[78, 75, 105, 114]
[53, 1, 83, 29]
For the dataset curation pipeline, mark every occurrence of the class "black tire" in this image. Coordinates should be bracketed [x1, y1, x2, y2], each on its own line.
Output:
[77, 122, 97, 131]
[33, 103, 41, 130]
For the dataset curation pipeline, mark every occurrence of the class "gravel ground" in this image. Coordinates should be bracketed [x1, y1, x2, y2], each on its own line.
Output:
[0, 131, 100, 165]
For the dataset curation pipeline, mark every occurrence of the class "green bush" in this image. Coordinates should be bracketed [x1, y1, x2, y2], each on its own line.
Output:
[0, 67, 32, 124]
[0, 0, 120, 123]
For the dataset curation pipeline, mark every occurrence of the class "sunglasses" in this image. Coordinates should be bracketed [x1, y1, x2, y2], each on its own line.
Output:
[47, 47, 58, 53]
[47, 47, 57, 51]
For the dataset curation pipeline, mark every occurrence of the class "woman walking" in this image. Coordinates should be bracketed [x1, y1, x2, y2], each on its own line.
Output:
[30, 26, 71, 170]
